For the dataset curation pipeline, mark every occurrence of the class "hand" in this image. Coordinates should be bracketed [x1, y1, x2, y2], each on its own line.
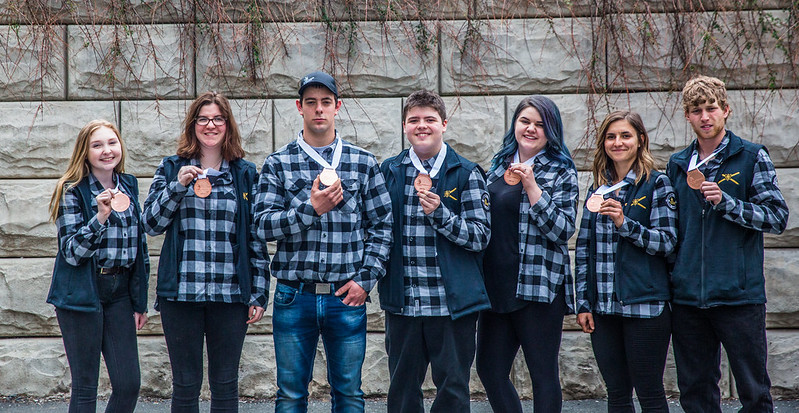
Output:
[700, 181, 722, 205]
[335, 280, 367, 306]
[95, 189, 113, 224]
[510, 164, 542, 204]
[577, 312, 594, 334]
[246, 306, 265, 324]
[598, 198, 625, 228]
[417, 190, 441, 215]
[177, 165, 203, 187]
[310, 175, 343, 215]
[134, 312, 148, 330]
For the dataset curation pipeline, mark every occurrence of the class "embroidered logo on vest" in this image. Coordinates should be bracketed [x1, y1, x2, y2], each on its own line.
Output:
[444, 187, 458, 201]
[629, 196, 647, 209]
[719, 172, 740, 185]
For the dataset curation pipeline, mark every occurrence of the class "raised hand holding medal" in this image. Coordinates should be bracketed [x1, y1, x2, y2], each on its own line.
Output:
[686, 148, 721, 190]
[193, 167, 223, 198]
[586, 180, 630, 213]
[109, 176, 131, 212]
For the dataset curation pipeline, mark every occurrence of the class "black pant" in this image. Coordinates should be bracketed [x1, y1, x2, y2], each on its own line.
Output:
[475, 291, 566, 413]
[672, 303, 773, 413]
[384, 312, 478, 413]
[159, 299, 249, 413]
[56, 273, 140, 413]
[590, 309, 671, 413]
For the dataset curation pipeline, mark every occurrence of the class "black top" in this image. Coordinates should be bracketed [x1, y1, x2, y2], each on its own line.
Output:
[483, 178, 528, 313]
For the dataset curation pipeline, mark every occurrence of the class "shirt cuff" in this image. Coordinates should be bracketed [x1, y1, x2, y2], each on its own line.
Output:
[296, 201, 318, 227]
[713, 191, 737, 213]
[617, 217, 636, 238]
[425, 202, 451, 228]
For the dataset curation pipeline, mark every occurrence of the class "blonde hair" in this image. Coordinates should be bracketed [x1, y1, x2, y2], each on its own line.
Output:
[591, 111, 655, 187]
[49, 120, 126, 222]
[682, 75, 731, 116]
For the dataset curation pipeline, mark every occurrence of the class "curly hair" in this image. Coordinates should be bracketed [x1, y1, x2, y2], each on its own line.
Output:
[682, 75, 731, 116]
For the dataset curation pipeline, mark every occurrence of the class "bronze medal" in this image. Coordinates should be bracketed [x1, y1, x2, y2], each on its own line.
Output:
[110, 192, 131, 212]
[414, 174, 433, 192]
[586, 194, 604, 213]
[194, 178, 212, 198]
[687, 169, 705, 190]
[503, 168, 521, 185]
[319, 168, 339, 187]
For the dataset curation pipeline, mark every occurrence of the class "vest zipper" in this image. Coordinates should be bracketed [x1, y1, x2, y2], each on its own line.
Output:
[700, 205, 707, 307]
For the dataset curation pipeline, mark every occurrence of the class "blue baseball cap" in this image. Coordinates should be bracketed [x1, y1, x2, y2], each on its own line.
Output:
[298, 71, 338, 99]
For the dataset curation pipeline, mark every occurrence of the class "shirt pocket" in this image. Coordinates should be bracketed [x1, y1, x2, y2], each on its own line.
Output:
[284, 177, 310, 209]
[338, 179, 362, 214]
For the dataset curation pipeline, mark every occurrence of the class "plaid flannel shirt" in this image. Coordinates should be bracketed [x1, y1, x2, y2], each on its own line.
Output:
[697, 137, 788, 234]
[572, 171, 678, 318]
[398, 153, 491, 316]
[486, 152, 578, 307]
[142, 159, 269, 306]
[57, 174, 141, 268]
[253, 138, 393, 292]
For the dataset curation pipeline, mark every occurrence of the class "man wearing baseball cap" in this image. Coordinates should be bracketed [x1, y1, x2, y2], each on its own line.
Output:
[253, 70, 393, 412]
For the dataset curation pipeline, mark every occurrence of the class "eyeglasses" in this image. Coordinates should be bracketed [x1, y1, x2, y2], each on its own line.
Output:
[196, 116, 226, 126]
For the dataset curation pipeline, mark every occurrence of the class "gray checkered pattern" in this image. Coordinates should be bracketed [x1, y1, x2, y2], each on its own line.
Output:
[485, 152, 578, 306]
[57, 174, 140, 268]
[253, 138, 393, 292]
[572, 171, 678, 317]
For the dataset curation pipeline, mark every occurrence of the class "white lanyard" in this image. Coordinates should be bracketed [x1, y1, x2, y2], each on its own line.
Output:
[196, 167, 223, 180]
[688, 147, 722, 172]
[511, 149, 542, 168]
[409, 143, 447, 178]
[593, 180, 630, 197]
[297, 131, 343, 171]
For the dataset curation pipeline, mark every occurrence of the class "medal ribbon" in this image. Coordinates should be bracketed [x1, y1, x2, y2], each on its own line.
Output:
[409, 143, 447, 179]
[297, 131, 343, 171]
[511, 149, 543, 168]
[593, 180, 630, 198]
[688, 147, 722, 172]
[111, 173, 123, 195]
[197, 167, 224, 181]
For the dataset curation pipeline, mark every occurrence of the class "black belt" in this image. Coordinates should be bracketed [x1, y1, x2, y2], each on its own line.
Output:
[97, 267, 129, 276]
[278, 279, 349, 295]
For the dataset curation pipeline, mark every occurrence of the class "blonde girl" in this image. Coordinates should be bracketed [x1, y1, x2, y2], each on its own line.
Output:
[47, 119, 149, 413]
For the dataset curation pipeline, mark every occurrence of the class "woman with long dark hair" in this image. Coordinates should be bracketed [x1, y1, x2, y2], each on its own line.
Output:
[475, 95, 578, 412]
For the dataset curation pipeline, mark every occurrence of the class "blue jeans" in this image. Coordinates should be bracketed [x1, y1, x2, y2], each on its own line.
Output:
[159, 299, 249, 413]
[56, 273, 140, 413]
[272, 282, 367, 413]
[672, 303, 773, 413]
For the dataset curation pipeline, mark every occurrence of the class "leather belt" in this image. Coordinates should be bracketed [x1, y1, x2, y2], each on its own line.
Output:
[97, 267, 128, 276]
[277, 279, 349, 295]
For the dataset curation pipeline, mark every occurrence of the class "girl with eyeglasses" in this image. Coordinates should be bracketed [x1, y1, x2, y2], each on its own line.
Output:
[142, 92, 269, 412]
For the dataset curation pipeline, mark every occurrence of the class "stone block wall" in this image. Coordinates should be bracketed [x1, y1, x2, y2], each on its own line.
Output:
[1, 0, 797, 401]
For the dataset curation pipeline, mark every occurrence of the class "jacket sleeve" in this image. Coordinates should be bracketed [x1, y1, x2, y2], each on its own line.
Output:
[617, 174, 678, 256]
[57, 187, 107, 266]
[142, 159, 189, 236]
[528, 166, 578, 244]
[426, 168, 491, 252]
[350, 161, 394, 292]
[713, 149, 789, 234]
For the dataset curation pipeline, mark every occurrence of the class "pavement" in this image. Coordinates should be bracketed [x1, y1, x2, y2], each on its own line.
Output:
[2, 398, 799, 412]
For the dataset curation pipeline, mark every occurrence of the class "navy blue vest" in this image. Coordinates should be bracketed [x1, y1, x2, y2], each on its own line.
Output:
[47, 173, 149, 313]
[585, 172, 671, 307]
[667, 131, 766, 307]
[379, 148, 491, 319]
[155, 156, 257, 304]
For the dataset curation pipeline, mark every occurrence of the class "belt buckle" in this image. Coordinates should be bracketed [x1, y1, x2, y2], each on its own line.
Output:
[99, 268, 112, 275]
[315, 283, 332, 294]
